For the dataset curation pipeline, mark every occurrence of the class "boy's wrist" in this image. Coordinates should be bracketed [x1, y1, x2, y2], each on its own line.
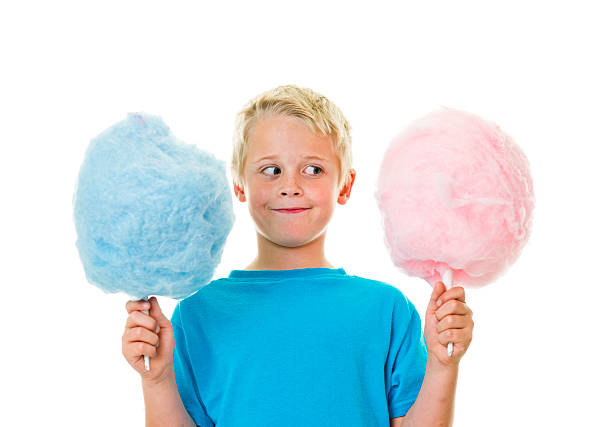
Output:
[141, 367, 175, 389]
[426, 357, 459, 377]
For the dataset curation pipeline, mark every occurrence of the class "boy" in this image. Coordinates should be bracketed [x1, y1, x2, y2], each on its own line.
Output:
[122, 85, 474, 427]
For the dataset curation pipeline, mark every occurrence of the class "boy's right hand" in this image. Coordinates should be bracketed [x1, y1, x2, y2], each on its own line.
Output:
[122, 296, 175, 383]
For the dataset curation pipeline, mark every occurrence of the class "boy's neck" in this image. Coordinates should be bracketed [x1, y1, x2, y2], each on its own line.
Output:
[244, 231, 335, 271]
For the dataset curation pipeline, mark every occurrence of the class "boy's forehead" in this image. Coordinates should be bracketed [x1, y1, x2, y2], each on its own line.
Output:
[246, 146, 337, 166]
[246, 116, 336, 163]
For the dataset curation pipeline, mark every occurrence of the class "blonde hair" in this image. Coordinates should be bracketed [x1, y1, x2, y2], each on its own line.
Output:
[231, 84, 353, 189]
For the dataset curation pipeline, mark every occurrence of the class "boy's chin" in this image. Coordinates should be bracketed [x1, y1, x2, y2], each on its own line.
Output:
[265, 231, 325, 248]
[272, 237, 316, 248]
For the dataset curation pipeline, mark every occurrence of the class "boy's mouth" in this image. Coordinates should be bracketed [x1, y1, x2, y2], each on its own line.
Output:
[272, 208, 310, 214]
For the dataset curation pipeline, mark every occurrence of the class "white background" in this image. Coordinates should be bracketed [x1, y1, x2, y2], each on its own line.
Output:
[1, 1, 610, 425]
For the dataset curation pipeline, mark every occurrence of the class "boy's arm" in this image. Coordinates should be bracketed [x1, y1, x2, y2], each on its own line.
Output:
[399, 282, 473, 427]
[398, 361, 458, 427]
[142, 371, 197, 427]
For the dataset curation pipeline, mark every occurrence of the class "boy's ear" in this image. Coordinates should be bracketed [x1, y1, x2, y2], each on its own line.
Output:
[337, 169, 356, 205]
[233, 181, 246, 202]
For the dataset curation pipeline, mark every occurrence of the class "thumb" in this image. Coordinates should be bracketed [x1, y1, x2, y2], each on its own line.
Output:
[427, 281, 446, 314]
[147, 296, 171, 328]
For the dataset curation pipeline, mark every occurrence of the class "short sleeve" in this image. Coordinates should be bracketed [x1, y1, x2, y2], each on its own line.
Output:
[171, 304, 215, 427]
[384, 290, 427, 418]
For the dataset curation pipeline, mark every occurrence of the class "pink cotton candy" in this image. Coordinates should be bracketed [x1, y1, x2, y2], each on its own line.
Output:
[375, 107, 535, 288]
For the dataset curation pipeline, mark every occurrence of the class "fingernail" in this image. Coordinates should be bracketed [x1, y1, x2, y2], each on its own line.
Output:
[436, 299, 442, 307]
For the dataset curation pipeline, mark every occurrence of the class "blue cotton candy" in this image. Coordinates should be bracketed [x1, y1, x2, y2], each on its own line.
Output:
[72, 112, 235, 300]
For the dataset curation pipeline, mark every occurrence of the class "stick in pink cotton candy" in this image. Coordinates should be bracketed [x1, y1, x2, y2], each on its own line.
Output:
[374, 107, 535, 356]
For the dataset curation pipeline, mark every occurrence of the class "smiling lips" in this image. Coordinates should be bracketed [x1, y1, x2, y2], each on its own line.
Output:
[273, 208, 310, 214]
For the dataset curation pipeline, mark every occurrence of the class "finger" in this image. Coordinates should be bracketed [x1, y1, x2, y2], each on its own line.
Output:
[125, 326, 160, 347]
[436, 286, 466, 307]
[125, 310, 158, 331]
[436, 314, 471, 333]
[438, 329, 468, 346]
[125, 299, 151, 314]
[435, 300, 471, 320]
[148, 296, 171, 328]
[131, 341, 158, 358]
[427, 282, 447, 314]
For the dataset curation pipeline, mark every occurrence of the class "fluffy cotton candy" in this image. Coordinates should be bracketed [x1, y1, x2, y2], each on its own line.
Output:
[72, 112, 235, 300]
[375, 107, 535, 287]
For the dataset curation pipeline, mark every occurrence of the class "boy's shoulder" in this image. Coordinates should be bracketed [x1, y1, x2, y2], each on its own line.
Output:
[344, 272, 409, 301]
[345, 271, 399, 289]
[178, 275, 228, 301]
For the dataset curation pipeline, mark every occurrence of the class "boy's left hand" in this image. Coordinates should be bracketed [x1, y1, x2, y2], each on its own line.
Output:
[424, 281, 474, 368]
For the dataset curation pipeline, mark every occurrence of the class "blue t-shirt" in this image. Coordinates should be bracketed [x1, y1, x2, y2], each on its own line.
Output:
[171, 267, 426, 427]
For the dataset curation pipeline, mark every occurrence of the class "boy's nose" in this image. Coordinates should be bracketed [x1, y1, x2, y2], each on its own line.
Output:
[280, 185, 302, 196]
[281, 190, 301, 196]
[279, 178, 303, 196]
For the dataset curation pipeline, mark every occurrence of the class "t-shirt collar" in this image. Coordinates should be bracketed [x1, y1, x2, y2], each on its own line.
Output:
[228, 267, 346, 280]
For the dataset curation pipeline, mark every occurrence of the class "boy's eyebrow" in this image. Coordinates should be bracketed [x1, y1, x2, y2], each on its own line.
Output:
[253, 154, 328, 163]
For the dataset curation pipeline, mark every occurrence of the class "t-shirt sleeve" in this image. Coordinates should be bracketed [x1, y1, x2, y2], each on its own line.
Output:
[171, 303, 215, 427]
[385, 290, 427, 418]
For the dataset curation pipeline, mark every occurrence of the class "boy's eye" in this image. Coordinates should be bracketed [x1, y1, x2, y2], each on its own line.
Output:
[304, 165, 323, 175]
[262, 166, 281, 176]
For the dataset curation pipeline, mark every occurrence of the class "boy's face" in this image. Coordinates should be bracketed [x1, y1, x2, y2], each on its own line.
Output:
[233, 114, 355, 248]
